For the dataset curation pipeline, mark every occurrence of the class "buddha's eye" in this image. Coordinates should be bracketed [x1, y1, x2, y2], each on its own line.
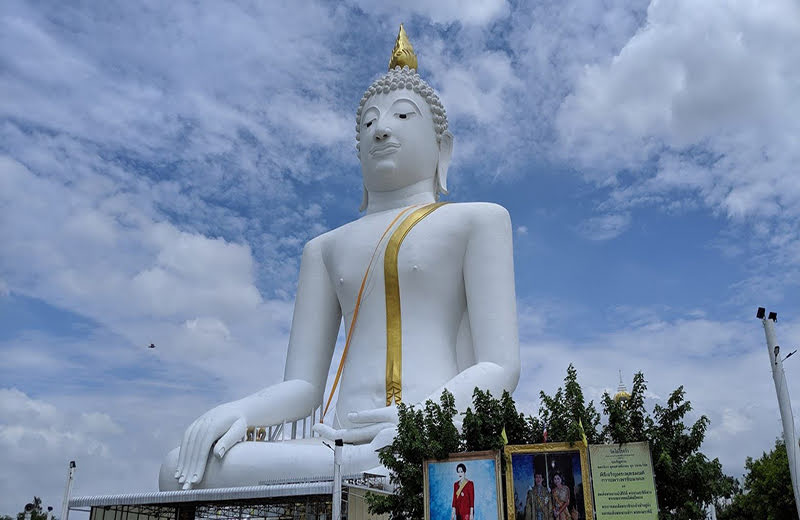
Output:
[365, 120, 373, 128]
[396, 112, 414, 120]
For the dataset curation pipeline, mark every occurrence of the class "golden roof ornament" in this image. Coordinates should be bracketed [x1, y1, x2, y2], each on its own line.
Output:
[388, 24, 418, 71]
[614, 370, 631, 403]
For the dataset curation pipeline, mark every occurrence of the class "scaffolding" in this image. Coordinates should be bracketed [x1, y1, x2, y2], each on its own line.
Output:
[69, 474, 390, 520]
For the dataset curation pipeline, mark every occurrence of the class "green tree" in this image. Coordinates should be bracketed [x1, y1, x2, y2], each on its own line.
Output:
[649, 387, 735, 520]
[461, 388, 505, 451]
[601, 371, 651, 444]
[367, 390, 460, 520]
[12, 498, 53, 520]
[717, 439, 798, 520]
[539, 364, 601, 444]
[461, 388, 530, 451]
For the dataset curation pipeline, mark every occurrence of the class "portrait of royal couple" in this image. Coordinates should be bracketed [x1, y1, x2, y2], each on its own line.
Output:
[523, 470, 576, 520]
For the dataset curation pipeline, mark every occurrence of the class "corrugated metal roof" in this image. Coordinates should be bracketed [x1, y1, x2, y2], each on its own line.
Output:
[69, 481, 334, 507]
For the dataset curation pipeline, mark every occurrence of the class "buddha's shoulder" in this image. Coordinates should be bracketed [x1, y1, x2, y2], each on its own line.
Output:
[305, 202, 511, 250]
[440, 201, 510, 220]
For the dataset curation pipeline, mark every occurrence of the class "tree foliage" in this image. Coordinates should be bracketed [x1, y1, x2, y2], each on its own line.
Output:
[717, 439, 799, 520]
[370, 366, 736, 520]
[539, 364, 601, 444]
[601, 371, 650, 444]
[647, 386, 736, 519]
[367, 390, 460, 520]
[7, 497, 53, 520]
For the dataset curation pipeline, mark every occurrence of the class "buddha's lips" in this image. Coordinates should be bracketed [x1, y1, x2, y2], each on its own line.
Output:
[370, 143, 400, 157]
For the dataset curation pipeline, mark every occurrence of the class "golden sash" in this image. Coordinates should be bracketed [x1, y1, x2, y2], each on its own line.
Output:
[384, 202, 447, 405]
[322, 205, 420, 421]
[456, 478, 469, 497]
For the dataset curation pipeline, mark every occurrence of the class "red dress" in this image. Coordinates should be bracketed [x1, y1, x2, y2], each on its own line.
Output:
[452, 480, 475, 520]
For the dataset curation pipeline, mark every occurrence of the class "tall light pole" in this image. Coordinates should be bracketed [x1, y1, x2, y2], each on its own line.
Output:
[333, 439, 343, 520]
[757, 307, 800, 518]
[60, 461, 76, 520]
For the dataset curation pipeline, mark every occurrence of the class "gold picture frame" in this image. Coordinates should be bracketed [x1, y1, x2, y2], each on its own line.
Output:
[504, 443, 593, 520]
[423, 450, 503, 520]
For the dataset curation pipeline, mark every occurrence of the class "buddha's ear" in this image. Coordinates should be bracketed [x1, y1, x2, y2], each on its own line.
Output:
[359, 183, 369, 212]
[435, 130, 454, 199]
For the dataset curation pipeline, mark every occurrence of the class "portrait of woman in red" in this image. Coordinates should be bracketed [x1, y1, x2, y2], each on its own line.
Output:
[451, 463, 475, 520]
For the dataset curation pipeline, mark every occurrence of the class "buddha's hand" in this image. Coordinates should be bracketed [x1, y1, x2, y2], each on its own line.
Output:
[312, 404, 398, 444]
[175, 400, 248, 490]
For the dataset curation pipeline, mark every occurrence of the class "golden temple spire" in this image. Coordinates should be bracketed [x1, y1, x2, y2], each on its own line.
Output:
[388, 24, 418, 71]
[614, 370, 631, 402]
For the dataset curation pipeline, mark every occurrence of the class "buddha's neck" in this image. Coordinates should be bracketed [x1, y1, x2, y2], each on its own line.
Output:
[365, 178, 437, 215]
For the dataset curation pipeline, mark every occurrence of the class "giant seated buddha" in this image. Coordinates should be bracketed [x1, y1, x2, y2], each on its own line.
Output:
[159, 25, 520, 491]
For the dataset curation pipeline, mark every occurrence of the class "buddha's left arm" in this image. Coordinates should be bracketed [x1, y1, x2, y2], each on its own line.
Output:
[428, 203, 520, 410]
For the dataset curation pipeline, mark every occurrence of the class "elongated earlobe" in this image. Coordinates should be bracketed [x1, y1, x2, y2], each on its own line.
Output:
[359, 183, 369, 212]
[435, 131, 454, 199]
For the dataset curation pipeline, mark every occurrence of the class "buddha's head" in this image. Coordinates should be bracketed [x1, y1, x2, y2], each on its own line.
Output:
[355, 25, 454, 211]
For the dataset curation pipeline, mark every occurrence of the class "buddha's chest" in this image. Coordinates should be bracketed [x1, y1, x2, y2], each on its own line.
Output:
[323, 213, 468, 312]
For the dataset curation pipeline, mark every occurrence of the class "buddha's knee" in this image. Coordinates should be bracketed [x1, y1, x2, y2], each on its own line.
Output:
[158, 439, 384, 490]
[158, 446, 181, 491]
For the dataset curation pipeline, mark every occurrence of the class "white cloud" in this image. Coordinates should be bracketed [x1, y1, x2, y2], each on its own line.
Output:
[345, 0, 508, 26]
[556, 0, 800, 221]
[577, 213, 631, 241]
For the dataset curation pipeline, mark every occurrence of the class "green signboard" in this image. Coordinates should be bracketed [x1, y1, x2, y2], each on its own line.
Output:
[589, 442, 658, 519]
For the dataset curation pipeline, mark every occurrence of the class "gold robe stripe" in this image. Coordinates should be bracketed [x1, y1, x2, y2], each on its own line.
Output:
[384, 202, 448, 405]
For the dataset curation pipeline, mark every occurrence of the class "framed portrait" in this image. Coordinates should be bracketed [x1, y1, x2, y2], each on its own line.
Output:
[504, 443, 593, 520]
[424, 450, 503, 520]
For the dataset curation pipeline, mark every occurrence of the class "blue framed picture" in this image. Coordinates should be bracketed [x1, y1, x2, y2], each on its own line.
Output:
[423, 451, 503, 520]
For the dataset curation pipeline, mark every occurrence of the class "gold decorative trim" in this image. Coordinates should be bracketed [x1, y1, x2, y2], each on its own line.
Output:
[384, 202, 447, 405]
[503, 442, 594, 520]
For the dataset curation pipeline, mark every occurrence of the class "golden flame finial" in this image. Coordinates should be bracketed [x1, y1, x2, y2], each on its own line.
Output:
[388, 24, 418, 71]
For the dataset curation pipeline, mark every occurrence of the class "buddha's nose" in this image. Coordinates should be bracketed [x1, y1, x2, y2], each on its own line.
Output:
[374, 126, 392, 141]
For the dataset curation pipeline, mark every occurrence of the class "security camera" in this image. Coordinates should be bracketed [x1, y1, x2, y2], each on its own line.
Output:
[756, 307, 766, 319]
[25, 504, 34, 512]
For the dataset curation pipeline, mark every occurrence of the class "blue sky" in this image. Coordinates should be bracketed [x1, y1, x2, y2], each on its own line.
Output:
[2, 0, 800, 514]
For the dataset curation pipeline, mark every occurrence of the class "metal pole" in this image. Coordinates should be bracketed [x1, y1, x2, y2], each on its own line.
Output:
[333, 439, 343, 520]
[60, 461, 76, 520]
[761, 315, 800, 518]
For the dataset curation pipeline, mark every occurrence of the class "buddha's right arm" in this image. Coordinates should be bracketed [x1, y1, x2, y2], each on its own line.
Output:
[245, 235, 342, 423]
[175, 236, 341, 488]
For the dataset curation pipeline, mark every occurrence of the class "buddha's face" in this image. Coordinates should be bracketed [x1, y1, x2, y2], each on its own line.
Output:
[358, 88, 439, 194]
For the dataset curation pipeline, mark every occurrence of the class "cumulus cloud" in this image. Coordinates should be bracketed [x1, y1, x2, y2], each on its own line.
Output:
[556, 0, 800, 221]
[345, 0, 508, 26]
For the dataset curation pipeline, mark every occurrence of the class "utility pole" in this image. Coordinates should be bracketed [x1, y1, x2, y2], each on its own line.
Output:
[60, 461, 76, 520]
[757, 307, 800, 518]
[333, 439, 343, 520]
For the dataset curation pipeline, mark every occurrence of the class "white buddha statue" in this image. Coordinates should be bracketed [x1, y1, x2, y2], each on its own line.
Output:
[159, 25, 520, 491]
